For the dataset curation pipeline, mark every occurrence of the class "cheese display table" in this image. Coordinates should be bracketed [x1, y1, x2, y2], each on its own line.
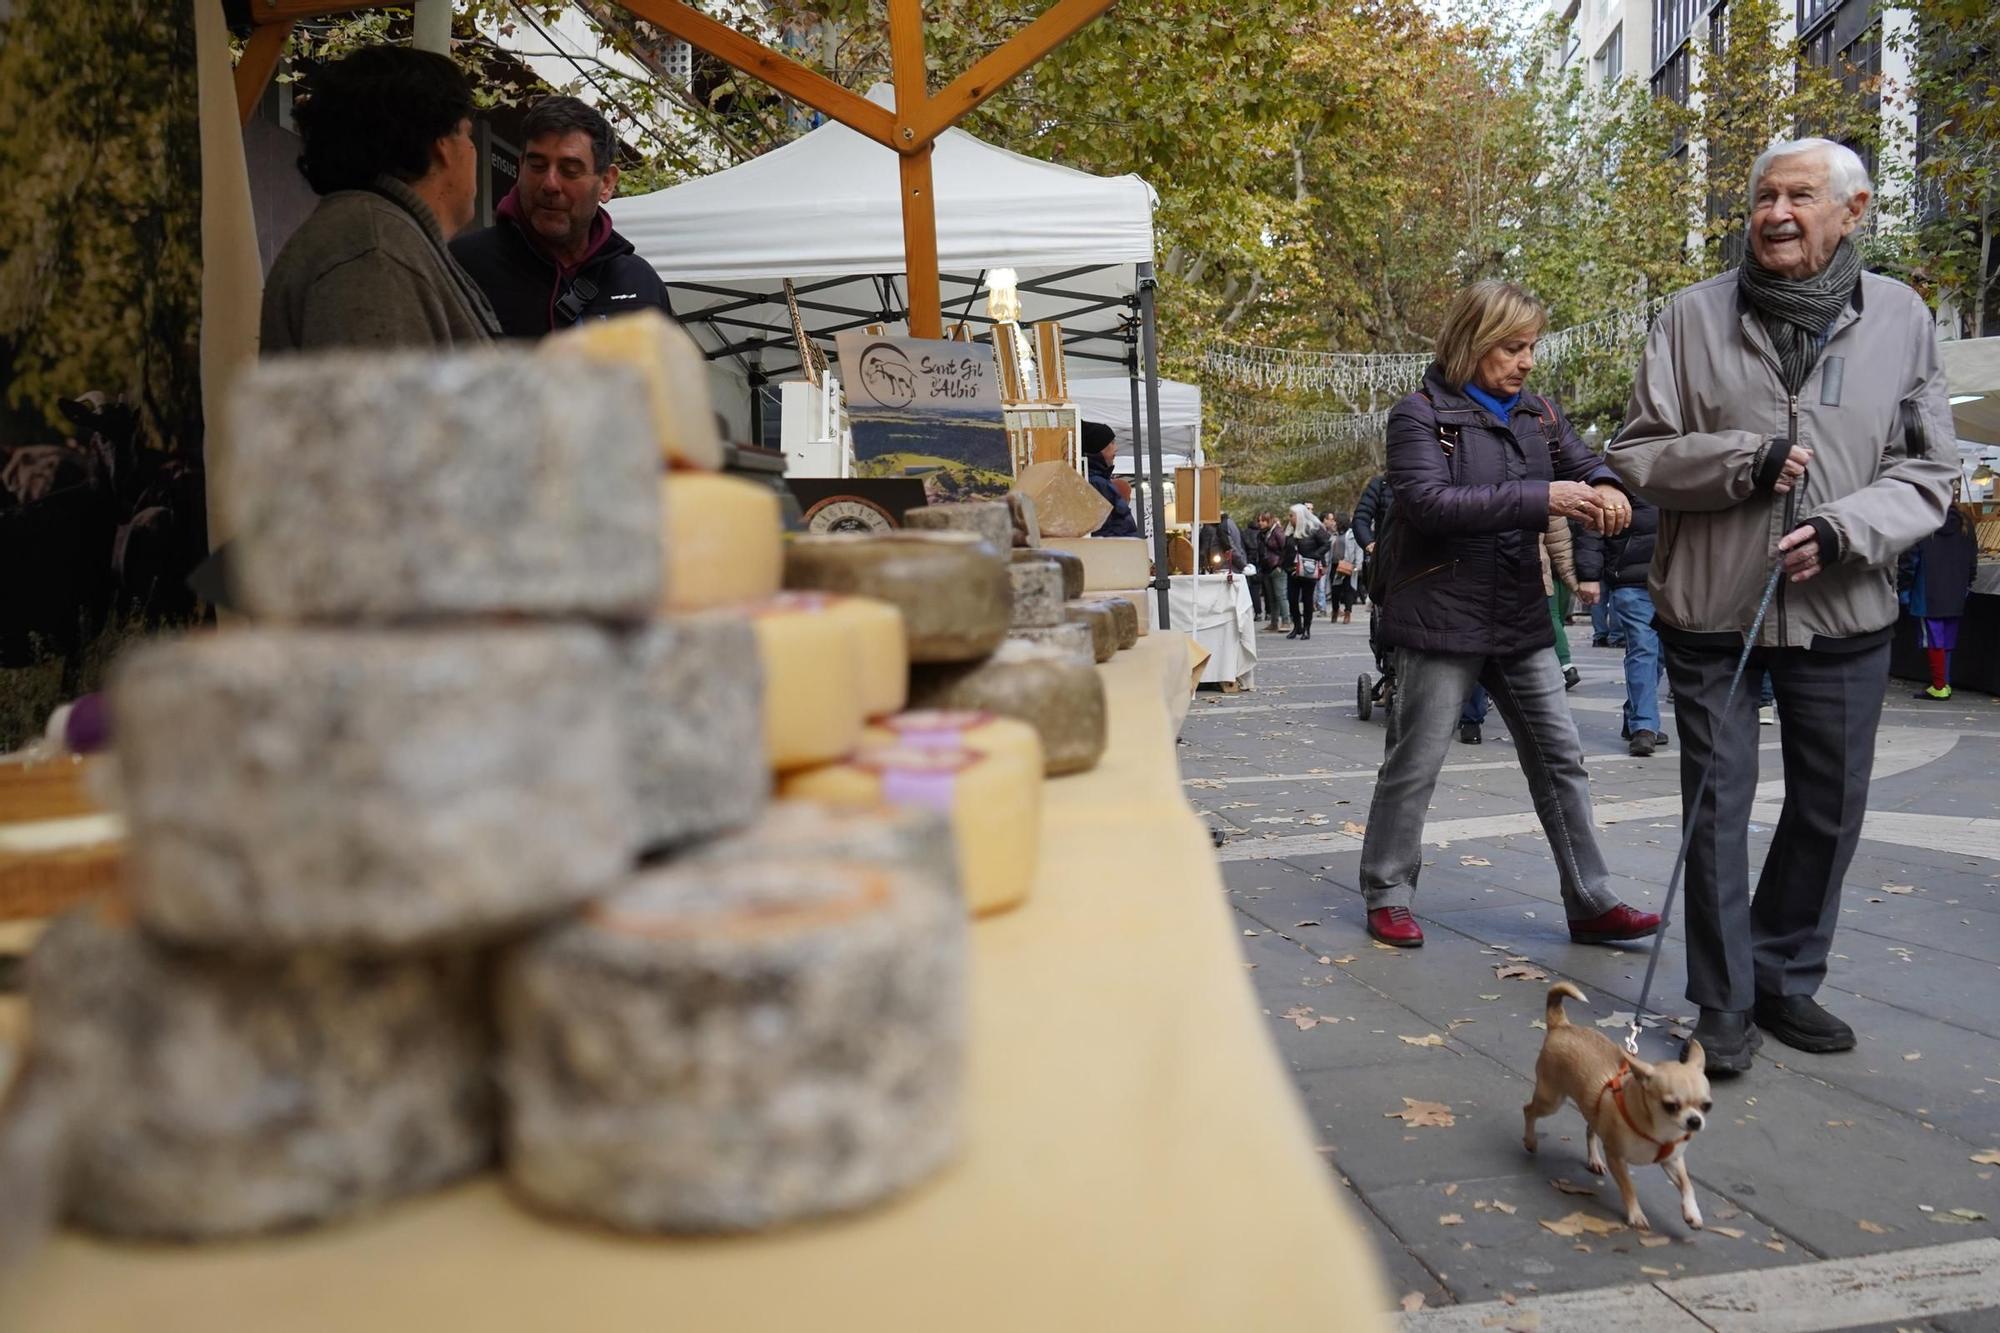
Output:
[0, 632, 1387, 1332]
[1162, 573, 1257, 689]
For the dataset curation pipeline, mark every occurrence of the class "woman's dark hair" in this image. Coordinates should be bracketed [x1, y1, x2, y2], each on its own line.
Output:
[520, 95, 615, 174]
[295, 45, 474, 195]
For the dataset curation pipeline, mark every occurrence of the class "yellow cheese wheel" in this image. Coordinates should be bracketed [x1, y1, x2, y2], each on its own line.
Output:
[819, 593, 909, 720]
[750, 594, 866, 771]
[862, 710, 1045, 778]
[542, 310, 725, 470]
[782, 743, 1039, 916]
[660, 474, 782, 613]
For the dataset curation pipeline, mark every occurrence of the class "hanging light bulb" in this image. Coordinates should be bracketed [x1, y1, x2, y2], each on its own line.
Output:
[986, 268, 1021, 324]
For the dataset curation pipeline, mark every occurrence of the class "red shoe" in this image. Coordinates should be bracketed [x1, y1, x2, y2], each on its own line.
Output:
[1568, 904, 1662, 944]
[1367, 906, 1424, 948]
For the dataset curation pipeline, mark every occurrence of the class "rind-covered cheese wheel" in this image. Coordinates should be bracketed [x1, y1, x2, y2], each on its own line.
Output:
[1039, 536, 1150, 592]
[115, 627, 635, 952]
[784, 532, 1009, 664]
[1008, 559, 1066, 628]
[899, 500, 1012, 552]
[27, 905, 491, 1240]
[749, 594, 869, 771]
[1013, 461, 1110, 538]
[1008, 491, 1041, 548]
[622, 615, 769, 851]
[1079, 596, 1139, 650]
[1013, 547, 1084, 600]
[498, 858, 964, 1233]
[783, 730, 1041, 916]
[1007, 622, 1095, 666]
[684, 799, 959, 904]
[660, 474, 782, 612]
[909, 640, 1108, 777]
[1064, 599, 1118, 663]
[543, 308, 725, 470]
[1100, 587, 1154, 636]
[227, 352, 660, 621]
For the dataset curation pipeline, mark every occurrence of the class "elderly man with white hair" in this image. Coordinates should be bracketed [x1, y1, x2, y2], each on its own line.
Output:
[1608, 138, 1958, 1075]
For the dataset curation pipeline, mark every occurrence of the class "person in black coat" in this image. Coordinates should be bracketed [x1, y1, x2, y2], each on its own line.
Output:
[1282, 503, 1333, 639]
[1080, 421, 1139, 538]
[1355, 280, 1659, 951]
[1899, 499, 1980, 700]
[449, 97, 672, 338]
[1352, 473, 1392, 555]
[1575, 496, 1668, 754]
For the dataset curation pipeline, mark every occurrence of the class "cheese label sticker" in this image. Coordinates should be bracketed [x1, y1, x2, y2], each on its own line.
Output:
[857, 745, 977, 813]
[881, 709, 993, 746]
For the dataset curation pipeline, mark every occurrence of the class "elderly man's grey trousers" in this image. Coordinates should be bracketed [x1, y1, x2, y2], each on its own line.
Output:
[1662, 635, 1888, 1014]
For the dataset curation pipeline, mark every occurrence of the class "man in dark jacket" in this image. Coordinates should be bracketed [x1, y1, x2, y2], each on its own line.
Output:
[262, 45, 501, 352]
[1576, 497, 1667, 755]
[451, 97, 672, 338]
[1081, 422, 1139, 537]
[1352, 473, 1392, 555]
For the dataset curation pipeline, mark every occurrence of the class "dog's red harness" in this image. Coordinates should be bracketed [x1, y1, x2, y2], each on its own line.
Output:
[1595, 1060, 1689, 1165]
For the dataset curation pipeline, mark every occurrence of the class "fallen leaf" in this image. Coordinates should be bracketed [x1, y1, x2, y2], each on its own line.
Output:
[1386, 1097, 1456, 1128]
[1372, 940, 1401, 951]
[1540, 1211, 1626, 1237]
[1185, 778, 1225, 789]
[1530, 1019, 1548, 1029]
[1971, 1150, 2000, 1166]
[1333, 954, 1358, 964]
[1316, 955, 1332, 965]
[1640, 1235, 1672, 1248]
[1479, 993, 1503, 1001]
[1439, 1213, 1464, 1226]
[1550, 1179, 1598, 1196]
[1595, 1010, 1638, 1030]
[1460, 855, 1493, 866]
[1294, 920, 1320, 927]
[1399, 1033, 1446, 1047]
[1400, 1292, 1426, 1313]
[1497, 963, 1550, 981]
[1493, 1199, 1518, 1215]
[1903, 1052, 1922, 1062]
[1881, 883, 1914, 894]
[1641, 1265, 1671, 1276]
[1937, 1208, 1988, 1224]
[1764, 1241, 1787, 1253]
[1857, 1219, 1890, 1234]
[1250, 816, 1295, 825]
[1710, 1226, 1746, 1239]
[1341, 820, 1367, 836]
[1282, 1006, 1320, 1031]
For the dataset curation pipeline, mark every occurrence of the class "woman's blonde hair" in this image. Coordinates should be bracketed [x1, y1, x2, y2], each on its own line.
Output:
[1433, 280, 1549, 390]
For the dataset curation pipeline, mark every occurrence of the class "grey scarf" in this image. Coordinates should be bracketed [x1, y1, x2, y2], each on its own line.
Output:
[1738, 237, 1860, 393]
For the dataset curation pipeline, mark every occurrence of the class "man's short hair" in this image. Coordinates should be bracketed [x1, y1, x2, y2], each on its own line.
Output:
[1749, 137, 1873, 206]
[521, 95, 615, 174]
[1432, 280, 1548, 391]
[295, 45, 473, 196]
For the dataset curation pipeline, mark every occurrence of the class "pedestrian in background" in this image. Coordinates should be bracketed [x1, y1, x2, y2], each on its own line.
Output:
[1608, 137, 1957, 1072]
[1542, 514, 1584, 690]
[1899, 493, 1980, 700]
[1259, 511, 1289, 632]
[1577, 495, 1668, 755]
[1329, 512, 1363, 624]
[1284, 504, 1332, 640]
[1357, 279, 1659, 950]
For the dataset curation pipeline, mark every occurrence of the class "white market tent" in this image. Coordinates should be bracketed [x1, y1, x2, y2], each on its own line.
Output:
[611, 82, 1163, 428]
[1070, 377, 1202, 470]
[1943, 336, 2000, 447]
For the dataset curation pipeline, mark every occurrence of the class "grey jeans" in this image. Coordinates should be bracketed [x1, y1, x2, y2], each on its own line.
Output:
[1359, 646, 1621, 918]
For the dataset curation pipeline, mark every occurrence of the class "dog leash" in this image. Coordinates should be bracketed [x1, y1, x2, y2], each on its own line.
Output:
[1624, 554, 1789, 1057]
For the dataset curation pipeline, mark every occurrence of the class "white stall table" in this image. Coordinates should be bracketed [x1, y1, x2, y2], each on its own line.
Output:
[1158, 574, 1255, 689]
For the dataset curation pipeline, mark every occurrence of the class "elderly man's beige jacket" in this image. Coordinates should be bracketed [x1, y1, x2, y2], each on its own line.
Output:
[1607, 269, 1957, 650]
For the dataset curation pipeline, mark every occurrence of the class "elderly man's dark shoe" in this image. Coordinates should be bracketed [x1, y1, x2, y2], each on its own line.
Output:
[1753, 993, 1856, 1053]
[1691, 1009, 1761, 1075]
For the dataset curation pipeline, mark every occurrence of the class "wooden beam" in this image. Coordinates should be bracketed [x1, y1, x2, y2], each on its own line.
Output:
[615, 0, 899, 150]
[908, 0, 1118, 146]
[898, 146, 942, 338]
[235, 19, 293, 126]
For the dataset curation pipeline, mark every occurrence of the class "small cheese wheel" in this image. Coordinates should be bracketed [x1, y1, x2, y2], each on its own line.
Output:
[1064, 599, 1118, 663]
[750, 594, 866, 771]
[785, 532, 1009, 664]
[498, 857, 964, 1233]
[660, 474, 782, 612]
[622, 615, 770, 851]
[823, 593, 909, 719]
[785, 732, 1042, 916]
[1008, 622, 1095, 666]
[1013, 547, 1084, 600]
[115, 626, 636, 952]
[226, 352, 661, 621]
[900, 500, 1012, 552]
[684, 799, 959, 904]
[1039, 536, 1150, 592]
[543, 308, 725, 469]
[910, 641, 1108, 777]
[1100, 588, 1153, 636]
[1008, 559, 1066, 628]
[1078, 596, 1139, 650]
[29, 904, 490, 1240]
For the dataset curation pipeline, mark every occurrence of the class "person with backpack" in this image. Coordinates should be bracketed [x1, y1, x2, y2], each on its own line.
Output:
[1356, 280, 1661, 951]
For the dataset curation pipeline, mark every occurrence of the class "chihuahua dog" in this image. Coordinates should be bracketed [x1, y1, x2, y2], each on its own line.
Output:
[1522, 982, 1712, 1231]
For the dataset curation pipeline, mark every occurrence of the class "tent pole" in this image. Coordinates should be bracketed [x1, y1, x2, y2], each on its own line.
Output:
[1138, 262, 1170, 632]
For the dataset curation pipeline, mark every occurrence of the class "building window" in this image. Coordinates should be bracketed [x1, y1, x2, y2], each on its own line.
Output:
[1796, 0, 1839, 32]
[1594, 25, 1625, 84]
[1654, 0, 1703, 72]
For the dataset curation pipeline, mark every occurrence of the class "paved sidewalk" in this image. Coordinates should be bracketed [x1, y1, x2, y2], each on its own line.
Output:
[1178, 614, 2000, 1331]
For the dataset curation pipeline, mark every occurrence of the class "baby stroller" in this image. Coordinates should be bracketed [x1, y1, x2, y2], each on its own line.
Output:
[1355, 597, 1395, 722]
